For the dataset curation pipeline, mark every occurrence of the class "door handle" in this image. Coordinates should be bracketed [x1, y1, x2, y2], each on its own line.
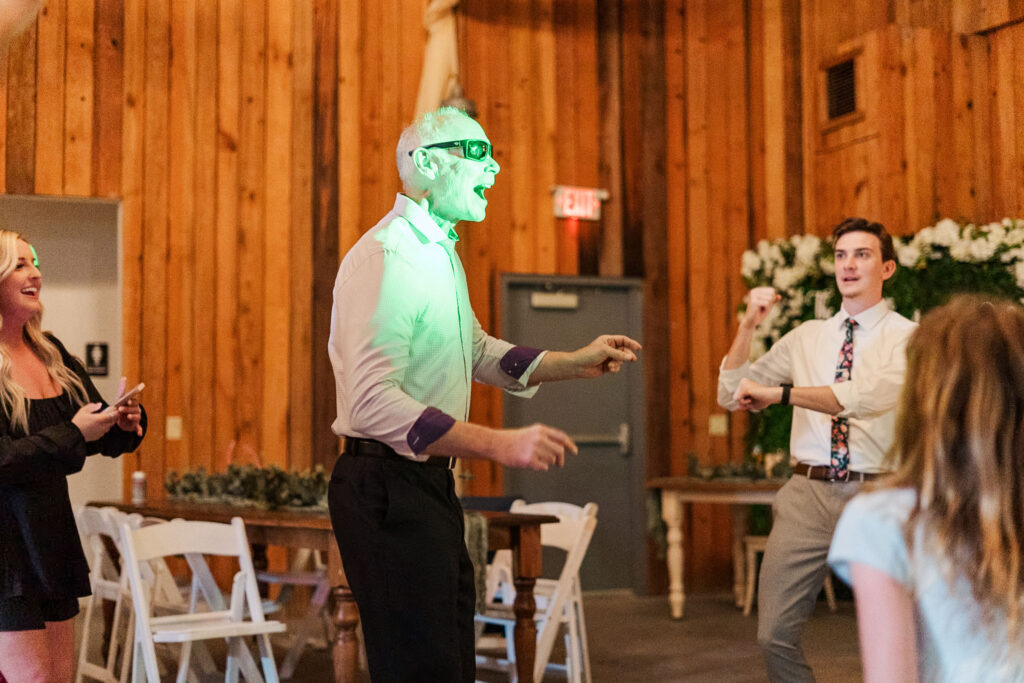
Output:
[567, 423, 630, 456]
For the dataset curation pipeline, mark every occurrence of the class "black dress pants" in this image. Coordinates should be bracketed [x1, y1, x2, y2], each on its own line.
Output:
[328, 454, 476, 682]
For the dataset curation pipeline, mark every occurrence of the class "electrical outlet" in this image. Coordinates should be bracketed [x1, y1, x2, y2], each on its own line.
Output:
[709, 414, 729, 436]
[166, 416, 183, 441]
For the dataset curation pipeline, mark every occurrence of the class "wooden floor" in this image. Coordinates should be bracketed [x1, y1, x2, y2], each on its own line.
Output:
[77, 590, 862, 682]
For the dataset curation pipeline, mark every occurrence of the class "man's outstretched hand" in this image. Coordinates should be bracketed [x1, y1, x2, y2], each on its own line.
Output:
[572, 334, 642, 378]
[494, 424, 578, 471]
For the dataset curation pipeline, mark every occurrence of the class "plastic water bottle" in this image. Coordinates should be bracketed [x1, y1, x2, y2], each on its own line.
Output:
[131, 470, 147, 505]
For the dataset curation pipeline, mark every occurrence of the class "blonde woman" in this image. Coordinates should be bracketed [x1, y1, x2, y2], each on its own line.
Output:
[0, 231, 145, 682]
[829, 295, 1024, 682]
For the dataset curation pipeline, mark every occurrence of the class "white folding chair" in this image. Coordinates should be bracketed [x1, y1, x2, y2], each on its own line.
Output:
[475, 500, 598, 683]
[75, 506, 137, 683]
[120, 516, 286, 683]
[255, 548, 333, 679]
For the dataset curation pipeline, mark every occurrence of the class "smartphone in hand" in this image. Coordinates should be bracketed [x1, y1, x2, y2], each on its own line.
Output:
[110, 382, 145, 409]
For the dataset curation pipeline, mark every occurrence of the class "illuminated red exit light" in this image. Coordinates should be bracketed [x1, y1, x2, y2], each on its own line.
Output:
[552, 185, 609, 221]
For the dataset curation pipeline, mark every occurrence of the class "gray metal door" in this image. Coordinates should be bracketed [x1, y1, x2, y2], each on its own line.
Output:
[501, 274, 646, 593]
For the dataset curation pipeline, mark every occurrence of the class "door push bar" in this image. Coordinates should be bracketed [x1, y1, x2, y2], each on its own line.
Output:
[567, 423, 631, 456]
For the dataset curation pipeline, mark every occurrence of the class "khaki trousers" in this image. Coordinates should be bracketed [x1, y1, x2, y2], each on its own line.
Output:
[757, 474, 862, 682]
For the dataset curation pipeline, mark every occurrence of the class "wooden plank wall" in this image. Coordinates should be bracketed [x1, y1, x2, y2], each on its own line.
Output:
[0, 0, 328, 499]
[670, 0, 1024, 588]
[1, 0, 1022, 590]
[457, 0, 613, 494]
[0, 0, 627, 499]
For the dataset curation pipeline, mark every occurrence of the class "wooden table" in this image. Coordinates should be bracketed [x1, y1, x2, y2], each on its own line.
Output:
[646, 477, 784, 619]
[93, 500, 555, 683]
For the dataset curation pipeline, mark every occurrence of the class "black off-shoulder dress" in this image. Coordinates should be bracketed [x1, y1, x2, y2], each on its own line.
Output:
[0, 335, 147, 610]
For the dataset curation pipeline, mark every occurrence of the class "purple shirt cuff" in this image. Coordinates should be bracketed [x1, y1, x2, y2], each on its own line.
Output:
[407, 407, 456, 454]
[499, 345, 543, 381]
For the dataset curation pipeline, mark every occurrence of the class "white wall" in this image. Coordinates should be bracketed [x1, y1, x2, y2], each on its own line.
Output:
[0, 195, 124, 508]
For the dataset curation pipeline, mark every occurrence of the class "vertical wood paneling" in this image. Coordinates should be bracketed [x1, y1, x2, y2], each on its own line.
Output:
[664, 0, 687, 479]
[336, 0, 360, 254]
[357, 0, 382, 233]
[967, 35, 992, 219]
[596, 0, 623, 277]
[532, 0, 557, 275]
[165, 0, 196, 477]
[264, 0, 292, 470]
[5, 22, 36, 194]
[34, 0, 64, 195]
[236, 0, 266, 456]
[508, 8, 534, 274]
[93, 0, 123, 197]
[553, 0, 579, 276]
[2, 0, 1021, 590]
[573, 0, 599, 275]
[1014, 23, 1024, 216]
[191, 0, 217, 473]
[684, 0, 709, 468]
[289, 0, 314, 472]
[461, 0, 503, 496]
[989, 26, 1019, 219]
[214, 0, 240, 472]
[119, 0, 144, 497]
[140, 0, 169, 489]
[63, 0, 94, 195]
[311, 0, 338, 468]
[0, 50, 7, 188]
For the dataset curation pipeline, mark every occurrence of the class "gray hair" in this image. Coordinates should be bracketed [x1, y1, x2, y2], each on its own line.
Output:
[396, 106, 475, 192]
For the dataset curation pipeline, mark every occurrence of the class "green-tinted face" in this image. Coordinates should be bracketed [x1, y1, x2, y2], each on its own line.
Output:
[417, 116, 500, 225]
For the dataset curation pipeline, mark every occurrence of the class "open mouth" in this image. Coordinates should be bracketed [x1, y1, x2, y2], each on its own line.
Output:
[473, 185, 489, 200]
[20, 287, 38, 296]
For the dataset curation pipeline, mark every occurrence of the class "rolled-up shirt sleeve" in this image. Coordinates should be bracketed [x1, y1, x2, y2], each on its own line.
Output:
[470, 314, 542, 397]
[717, 331, 796, 411]
[830, 331, 911, 419]
[330, 252, 453, 456]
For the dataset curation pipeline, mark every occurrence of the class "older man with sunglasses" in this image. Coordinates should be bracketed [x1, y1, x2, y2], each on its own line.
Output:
[327, 106, 641, 682]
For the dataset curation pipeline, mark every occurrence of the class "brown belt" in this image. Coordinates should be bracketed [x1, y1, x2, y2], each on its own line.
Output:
[793, 462, 882, 482]
[342, 436, 456, 470]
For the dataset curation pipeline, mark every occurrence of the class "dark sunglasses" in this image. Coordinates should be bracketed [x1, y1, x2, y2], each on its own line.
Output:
[409, 139, 493, 161]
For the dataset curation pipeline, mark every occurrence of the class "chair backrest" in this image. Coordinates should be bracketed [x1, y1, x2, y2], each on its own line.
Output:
[509, 500, 599, 575]
[120, 517, 269, 627]
[75, 506, 121, 593]
[505, 500, 598, 681]
[74, 506, 142, 683]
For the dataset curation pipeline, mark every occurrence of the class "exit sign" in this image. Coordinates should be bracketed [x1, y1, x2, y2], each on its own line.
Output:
[552, 185, 609, 221]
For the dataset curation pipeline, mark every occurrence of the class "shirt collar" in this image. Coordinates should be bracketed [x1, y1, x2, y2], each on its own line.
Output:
[392, 193, 460, 244]
[836, 298, 891, 331]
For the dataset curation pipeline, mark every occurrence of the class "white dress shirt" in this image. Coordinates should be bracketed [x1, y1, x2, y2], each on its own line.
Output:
[718, 299, 917, 472]
[329, 194, 543, 460]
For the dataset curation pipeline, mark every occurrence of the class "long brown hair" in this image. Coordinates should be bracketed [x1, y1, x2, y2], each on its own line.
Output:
[0, 230, 88, 433]
[886, 294, 1024, 632]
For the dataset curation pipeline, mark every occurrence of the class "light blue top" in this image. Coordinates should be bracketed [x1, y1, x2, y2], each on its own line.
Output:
[829, 488, 1024, 682]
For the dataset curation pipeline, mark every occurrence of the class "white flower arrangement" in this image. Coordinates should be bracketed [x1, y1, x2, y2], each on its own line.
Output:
[740, 218, 1024, 361]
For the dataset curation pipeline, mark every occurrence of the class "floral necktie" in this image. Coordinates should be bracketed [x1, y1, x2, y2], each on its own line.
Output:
[830, 319, 857, 479]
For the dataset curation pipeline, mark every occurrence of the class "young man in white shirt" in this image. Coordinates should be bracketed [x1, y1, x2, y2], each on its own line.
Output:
[717, 217, 917, 682]
[327, 106, 641, 682]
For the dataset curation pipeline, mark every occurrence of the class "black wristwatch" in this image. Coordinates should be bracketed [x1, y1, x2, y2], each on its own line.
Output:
[780, 383, 792, 406]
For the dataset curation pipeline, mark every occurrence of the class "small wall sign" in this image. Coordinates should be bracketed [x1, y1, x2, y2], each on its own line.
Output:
[551, 185, 609, 221]
[85, 342, 108, 376]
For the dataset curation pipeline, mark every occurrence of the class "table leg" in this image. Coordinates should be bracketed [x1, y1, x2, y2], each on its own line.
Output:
[330, 586, 360, 683]
[512, 576, 538, 683]
[729, 505, 750, 608]
[251, 543, 269, 597]
[661, 490, 685, 619]
[511, 523, 544, 683]
[326, 541, 360, 683]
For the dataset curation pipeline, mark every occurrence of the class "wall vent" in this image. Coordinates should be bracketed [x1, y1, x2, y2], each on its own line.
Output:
[826, 59, 856, 120]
